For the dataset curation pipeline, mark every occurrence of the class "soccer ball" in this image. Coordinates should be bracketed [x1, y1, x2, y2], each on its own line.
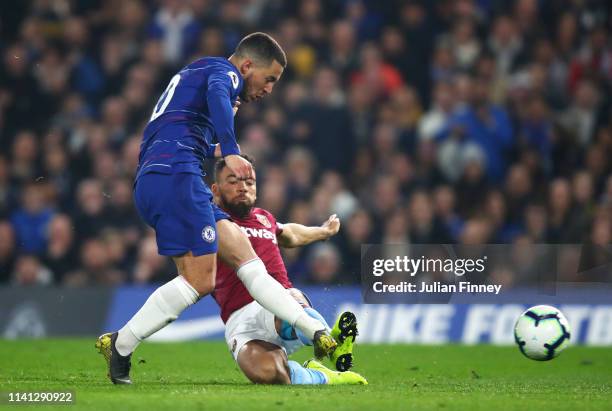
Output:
[514, 305, 571, 361]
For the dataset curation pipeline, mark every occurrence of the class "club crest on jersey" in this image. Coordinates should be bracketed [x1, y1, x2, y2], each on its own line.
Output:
[227, 71, 239, 89]
[202, 225, 216, 243]
[255, 214, 272, 228]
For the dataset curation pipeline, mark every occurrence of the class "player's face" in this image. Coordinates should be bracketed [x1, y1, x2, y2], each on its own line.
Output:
[240, 59, 284, 102]
[213, 166, 257, 217]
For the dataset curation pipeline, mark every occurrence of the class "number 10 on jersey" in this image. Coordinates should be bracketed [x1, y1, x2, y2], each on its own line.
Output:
[150, 74, 181, 121]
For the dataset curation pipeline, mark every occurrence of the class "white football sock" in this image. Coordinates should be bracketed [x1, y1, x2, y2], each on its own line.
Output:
[236, 258, 325, 340]
[115, 276, 199, 356]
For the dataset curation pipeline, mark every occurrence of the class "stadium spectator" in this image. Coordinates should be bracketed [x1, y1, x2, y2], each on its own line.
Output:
[11, 255, 53, 286]
[558, 79, 601, 146]
[106, 178, 142, 243]
[350, 42, 404, 101]
[132, 235, 175, 284]
[0, 221, 16, 282]
[0, 0, 610, 287]
[63, 238, 125, 287]
[438, 76, 514, 182]
[327, 20, 358, 78]
[73, 179, 110, 242]
[10, 131, 39, 185]
[148, 0, 201, 65]
[407, 190, 452, 244]
[306, 242, 343, 285]
[42, 144, 74, 210]
[418, 80, 455, 141]
[433, 185, 464, 241]
[1, 43, 48, 136]
[522, 203, 549, 242]
[0, 156, 16, 217]
[44, 214, 77, 282]
[449, 18, 481, 69]
[10, 182, 55, 255]
[100, 228, 131, 276]
[258, 164, 289, 218]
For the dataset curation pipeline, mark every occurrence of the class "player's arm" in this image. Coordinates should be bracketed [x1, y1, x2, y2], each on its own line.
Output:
[207, 72, 240, 156]
[277, 214, 340, 248]
[208, 142, 241, 158]
[207, 72, 252, 178]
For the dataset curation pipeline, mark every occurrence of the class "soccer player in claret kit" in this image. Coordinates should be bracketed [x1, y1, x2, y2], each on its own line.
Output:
[211, 156, 367, 385]
[96, 33, 336, 384]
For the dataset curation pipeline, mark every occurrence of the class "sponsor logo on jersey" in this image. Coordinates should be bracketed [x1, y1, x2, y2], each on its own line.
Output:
[255, 214, 272, 228]
[202, 225, 216, 243]
[227, 71, 239, 89]
[239, 226, 277, 244]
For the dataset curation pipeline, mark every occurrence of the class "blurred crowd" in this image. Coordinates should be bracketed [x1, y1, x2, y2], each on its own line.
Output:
[1, 0, 611, 287]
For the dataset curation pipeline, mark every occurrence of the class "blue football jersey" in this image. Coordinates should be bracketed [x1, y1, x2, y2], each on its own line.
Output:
[136, 57, 244, 179]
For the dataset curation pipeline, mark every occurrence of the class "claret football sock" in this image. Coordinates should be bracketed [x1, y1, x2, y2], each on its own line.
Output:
[115, 275, 199, 356]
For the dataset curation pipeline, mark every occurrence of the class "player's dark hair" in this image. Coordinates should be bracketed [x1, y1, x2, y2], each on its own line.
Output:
[234, 32, 287, 68]
[214, 154, 255, 181]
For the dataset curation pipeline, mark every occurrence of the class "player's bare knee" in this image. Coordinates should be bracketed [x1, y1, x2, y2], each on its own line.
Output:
[248, 359, 289, 385]
[187, 274, 214, 296]
[238, 343, 290, 385]
[240, 360, 275, 384]
[178, 266, 215, 295]
[173, 253, 216, 296]
[262, 353, 291, 385]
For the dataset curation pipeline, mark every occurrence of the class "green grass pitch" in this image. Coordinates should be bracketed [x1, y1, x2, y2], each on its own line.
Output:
[1, 339, 611, 410]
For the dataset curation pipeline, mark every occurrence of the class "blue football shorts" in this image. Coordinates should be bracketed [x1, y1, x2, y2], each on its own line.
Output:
[134, 172, 230, 256]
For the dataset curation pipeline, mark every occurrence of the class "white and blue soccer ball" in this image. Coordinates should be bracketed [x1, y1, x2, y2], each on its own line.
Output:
[514, 305, 571, 361]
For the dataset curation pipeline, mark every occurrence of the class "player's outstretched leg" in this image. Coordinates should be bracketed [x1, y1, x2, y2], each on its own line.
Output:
[237, 341, 328, 385]
[97, 255, 207, 384]
[331, 311, 359, 371]
[96, 172, 219, 384]
[95, 332, 132, 385]
[217, 219, 336, 358]
[303, 359, 368, 385]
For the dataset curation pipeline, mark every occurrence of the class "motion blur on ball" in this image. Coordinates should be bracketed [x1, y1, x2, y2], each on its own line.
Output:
[514, 305, 571, 361]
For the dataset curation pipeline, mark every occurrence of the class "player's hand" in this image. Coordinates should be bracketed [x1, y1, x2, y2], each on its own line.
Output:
[224, 154, 254, 180]
[321, 214, 340, 238]
[232, 99, 241, 117]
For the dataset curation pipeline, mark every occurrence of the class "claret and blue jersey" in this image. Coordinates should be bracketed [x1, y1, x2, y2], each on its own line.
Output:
[136, 57, 244, 180]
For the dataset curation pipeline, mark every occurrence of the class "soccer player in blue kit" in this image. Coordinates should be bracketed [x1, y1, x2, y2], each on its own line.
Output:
[96, 33, 336, 384]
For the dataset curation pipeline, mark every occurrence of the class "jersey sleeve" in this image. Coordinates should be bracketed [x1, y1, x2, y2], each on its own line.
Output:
[275, 222, 284, 235]
[207, 71, 240, 156]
